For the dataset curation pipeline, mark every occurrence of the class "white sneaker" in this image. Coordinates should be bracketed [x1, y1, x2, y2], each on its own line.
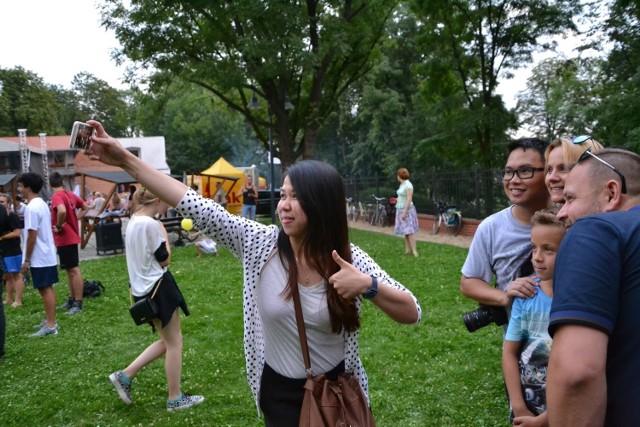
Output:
[30, 324, 58, 337]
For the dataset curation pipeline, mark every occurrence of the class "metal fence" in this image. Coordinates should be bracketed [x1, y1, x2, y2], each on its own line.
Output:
[343, 166, 510, 220]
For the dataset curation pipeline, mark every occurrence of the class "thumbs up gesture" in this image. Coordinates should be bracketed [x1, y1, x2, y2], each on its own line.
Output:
[329, 250, 370, 300]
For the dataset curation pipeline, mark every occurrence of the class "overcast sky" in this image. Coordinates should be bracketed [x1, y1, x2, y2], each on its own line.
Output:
[0, 0, 127, 90]
[1, 1, 590, 110]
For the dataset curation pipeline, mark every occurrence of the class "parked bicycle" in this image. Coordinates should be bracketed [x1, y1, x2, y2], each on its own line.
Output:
[358, 201, 371, 224]
[432, 201, 462, 236]
[370, 195, 387, 227]
[346, 197, 359, 222]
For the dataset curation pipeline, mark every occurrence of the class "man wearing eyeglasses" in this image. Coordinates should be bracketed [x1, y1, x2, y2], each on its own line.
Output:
[461, 138, 550, 325]
[547, 148, 640, 426]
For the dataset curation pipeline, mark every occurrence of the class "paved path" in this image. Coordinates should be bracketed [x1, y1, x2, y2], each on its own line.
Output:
[348, 220, 472, 249]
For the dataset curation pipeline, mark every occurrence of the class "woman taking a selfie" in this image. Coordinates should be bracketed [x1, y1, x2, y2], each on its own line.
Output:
[86, 120, 421, 426]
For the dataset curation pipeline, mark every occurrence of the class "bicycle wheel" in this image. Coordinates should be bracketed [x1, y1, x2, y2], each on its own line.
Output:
[375, 207, 385, 227]
[447, 213, 462, 236]
[370, 209, 376, 226]
[432, 214, 441, 235]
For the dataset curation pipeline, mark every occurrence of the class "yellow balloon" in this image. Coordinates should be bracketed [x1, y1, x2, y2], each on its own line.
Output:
[181, 218, 193, 231]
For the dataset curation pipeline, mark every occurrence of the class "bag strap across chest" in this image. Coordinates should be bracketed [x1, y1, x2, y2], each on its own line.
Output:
[292, 283, 314, 377]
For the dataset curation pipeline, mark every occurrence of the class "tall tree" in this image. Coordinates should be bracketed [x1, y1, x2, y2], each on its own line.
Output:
[133, 80, 263, 175]
[0, 67, 62, 136]
[318, 5, 437, 177]
[100, 0, 399, 168]
[594, 0, 640, 150]
[70, 73, 133, 137]
[516, 58, 597, 141]
[411, 0, 582, 168]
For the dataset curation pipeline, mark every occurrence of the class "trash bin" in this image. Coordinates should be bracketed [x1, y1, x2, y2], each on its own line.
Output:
[95, 220, 124, 255]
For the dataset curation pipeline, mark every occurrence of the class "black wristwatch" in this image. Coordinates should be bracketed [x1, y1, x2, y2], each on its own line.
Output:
[363, 276, 378, 300]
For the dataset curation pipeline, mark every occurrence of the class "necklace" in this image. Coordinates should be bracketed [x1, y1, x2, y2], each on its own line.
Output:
[296, 257, 311, 285]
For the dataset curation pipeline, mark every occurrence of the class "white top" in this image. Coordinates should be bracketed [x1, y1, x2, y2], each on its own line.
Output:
[93, 196, 106, 212]
[125, 215, 166, 296]
[23, 197, 57, 267]
[257, 254, 344, 378]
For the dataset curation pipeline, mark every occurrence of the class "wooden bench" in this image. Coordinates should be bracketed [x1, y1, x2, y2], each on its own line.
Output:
[158, 215, 195, 247]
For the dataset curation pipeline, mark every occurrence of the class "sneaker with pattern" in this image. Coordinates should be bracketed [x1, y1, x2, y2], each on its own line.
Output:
[166, 393, 204, 412]
[108, 370, 132, 405]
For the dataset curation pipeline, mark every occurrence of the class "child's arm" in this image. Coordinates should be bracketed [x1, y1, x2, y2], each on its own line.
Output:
[513, 411, 548, 426]
[502, 340, 534, 419]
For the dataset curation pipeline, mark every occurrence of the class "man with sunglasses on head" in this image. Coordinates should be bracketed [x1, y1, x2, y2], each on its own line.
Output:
[547, 148, 640, 426]
[461, 138, 550, 325]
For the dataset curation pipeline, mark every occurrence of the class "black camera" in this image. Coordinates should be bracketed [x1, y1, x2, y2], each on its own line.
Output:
[462, 304, 508, 333]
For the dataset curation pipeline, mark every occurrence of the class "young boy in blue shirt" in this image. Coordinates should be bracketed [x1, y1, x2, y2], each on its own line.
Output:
[502, 209, 565, 426]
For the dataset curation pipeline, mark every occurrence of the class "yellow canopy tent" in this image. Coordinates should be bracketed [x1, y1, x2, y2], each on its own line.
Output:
[199, 157, 246, 215]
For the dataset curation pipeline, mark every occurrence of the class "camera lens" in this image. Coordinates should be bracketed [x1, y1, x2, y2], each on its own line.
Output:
[462, 305, 507, 333]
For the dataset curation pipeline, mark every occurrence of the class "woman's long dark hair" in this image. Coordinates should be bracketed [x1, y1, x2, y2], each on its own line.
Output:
[277, 161, 359, 333]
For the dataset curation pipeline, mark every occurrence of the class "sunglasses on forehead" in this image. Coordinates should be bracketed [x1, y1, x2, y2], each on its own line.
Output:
[572, 135, 592, 145]
[577, 147, 627, 194]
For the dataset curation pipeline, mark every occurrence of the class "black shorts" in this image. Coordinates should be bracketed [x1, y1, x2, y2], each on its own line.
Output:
[133, 270, 189, 330]
[259, 361, 345, 427]
[57, 244, 79, 270]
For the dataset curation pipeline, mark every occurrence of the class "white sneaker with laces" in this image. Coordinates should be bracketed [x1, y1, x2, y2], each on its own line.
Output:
[30, 324, 58, 337]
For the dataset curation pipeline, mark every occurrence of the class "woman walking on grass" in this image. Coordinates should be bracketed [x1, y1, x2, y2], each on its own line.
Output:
[108, 187, 204, 412]
[86, 120, 421, 427]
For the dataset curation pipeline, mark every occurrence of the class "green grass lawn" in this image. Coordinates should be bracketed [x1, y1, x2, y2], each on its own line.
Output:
[0, 228, 507, 426]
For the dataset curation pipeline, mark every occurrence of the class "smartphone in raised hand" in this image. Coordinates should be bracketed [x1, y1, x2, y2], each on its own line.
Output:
[69, 121, 95, 150]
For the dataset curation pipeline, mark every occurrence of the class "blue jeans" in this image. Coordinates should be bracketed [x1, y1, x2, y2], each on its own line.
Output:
[242, 204, 256, 221]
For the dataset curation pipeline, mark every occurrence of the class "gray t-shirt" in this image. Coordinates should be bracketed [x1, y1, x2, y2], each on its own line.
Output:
[461, 206, 532, 292]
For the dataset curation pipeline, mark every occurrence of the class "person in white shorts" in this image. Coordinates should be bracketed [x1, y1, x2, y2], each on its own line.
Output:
[190, 231, 218, 257]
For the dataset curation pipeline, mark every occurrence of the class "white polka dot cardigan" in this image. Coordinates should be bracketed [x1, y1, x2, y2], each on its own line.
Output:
[177, 189, 422, 414]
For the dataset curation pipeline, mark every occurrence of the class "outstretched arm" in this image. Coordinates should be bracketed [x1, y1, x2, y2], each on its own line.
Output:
[86, 120, 188, 208]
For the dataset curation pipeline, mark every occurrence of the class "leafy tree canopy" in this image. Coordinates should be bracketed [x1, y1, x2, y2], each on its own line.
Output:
[133, 79, 264, 176]
[411, 0, 582, 167]
[100, 0, 399, 168]
[0, 67, 62, 136]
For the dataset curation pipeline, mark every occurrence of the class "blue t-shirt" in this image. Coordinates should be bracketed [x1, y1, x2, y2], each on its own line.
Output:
[549, 207, 640, 426]
[505, 285, 552, 415]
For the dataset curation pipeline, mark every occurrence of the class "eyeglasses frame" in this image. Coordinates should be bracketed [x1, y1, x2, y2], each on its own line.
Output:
[499, 167, 546, 181]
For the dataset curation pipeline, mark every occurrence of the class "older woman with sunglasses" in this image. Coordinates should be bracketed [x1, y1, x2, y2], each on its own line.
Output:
[544, 135, 604, 205]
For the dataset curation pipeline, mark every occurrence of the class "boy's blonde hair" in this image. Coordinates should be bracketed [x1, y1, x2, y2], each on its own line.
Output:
[531, 208, 565, 231]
